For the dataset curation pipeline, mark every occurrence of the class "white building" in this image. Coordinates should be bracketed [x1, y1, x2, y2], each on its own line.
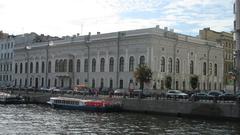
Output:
[13, 26, 224, 91]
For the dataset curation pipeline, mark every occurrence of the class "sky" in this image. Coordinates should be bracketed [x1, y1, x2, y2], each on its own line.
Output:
[0, 0, 235, 37]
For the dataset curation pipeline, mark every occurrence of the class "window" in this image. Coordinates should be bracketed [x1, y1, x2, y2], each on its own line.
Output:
[119, 57, 124, 72]
[176, 58, 180, 73]
[25, 62, 28, 73]
[15, 63, 18, 74]
[20, 63, 23, 74]
[30, 62, 33, 73]
[161, 57, 165, 72]
[109, 79, 113, 88]
[203, 62, 206, 75]
[68, 59, 73, 72]
[84, 59, 88, 72]
[129, 56, 134, 72]
[77, 59, 81, 72]
[92, 58, 96, 72]
[63, 59, 67, 72]
[140, 56, 145, 65]
[48, 61, 51, 73]
[55, 60, 59, 72]
[168, 58, 172, 73]
[119, 79, 123, 89]
[36, 62, 39, 73]
[190, 60, 194, 74]
[100, 58, 105, 72]
[214, 64, 217, 76]
[109, 57, 114, 72]
[42, 61, 45, 73]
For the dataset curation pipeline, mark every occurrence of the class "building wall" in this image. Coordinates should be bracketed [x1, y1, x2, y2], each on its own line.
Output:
[13, 27, 224, 91]
[199, 28, 235, 87]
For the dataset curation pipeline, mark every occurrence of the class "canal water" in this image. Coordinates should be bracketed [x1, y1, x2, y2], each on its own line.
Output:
[0, 104, 239, 135]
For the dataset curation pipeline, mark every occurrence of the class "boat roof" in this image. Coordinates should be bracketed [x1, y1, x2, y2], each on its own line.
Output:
[50, 97, 104, 102]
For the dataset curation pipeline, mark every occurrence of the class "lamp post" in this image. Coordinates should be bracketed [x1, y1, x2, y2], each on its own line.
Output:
[229, 69, 238, 95]
[84, 32, 91, 87]
[45, 41, 54, 88]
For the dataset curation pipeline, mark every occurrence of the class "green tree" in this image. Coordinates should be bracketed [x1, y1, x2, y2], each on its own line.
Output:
[190, 75, 199, 90]
[134, 64, 152, 90]
[165, 76, 172, 90]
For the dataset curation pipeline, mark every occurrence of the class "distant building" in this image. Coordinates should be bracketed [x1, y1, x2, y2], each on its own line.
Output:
[0, 32, 60, 87]
[13, 26, 224, 91]
[199, 28, 235, 87]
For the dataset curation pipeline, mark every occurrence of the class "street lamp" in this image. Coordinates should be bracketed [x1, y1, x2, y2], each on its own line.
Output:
[84, 32, 91, 87]
[45, 41, 54, 88]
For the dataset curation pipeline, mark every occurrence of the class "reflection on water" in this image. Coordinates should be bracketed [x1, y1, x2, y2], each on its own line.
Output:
[0, 104, 239, 135]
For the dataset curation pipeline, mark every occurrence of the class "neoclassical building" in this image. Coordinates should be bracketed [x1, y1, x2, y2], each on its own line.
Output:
[13, 26, 224, 91]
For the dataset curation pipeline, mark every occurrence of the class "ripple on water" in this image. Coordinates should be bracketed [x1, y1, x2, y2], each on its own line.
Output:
[0, 104, 239, 134]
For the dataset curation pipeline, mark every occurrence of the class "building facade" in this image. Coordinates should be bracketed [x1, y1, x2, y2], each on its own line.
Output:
[13, 26, 224, 91]
[199, 28, 235, 87]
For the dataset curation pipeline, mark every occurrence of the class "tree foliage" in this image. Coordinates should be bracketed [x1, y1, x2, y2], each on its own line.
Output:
[165, 76, 172, 90]
[134, 64, 152, 90]
[190, 75, 199, 90]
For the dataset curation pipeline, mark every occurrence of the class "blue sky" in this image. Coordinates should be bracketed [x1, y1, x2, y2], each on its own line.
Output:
[0, 0, 235, 37]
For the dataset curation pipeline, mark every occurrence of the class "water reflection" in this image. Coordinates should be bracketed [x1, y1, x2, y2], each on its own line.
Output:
[0, 104, 239, 135]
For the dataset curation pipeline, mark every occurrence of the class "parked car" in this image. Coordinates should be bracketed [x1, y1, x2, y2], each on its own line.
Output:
[219, 93, 236, 101]
[166, 90, 188, 99]
[114, 89, 129, 96]
[190, 93, 210, 101]
[207, 91, 222, 99]
[99, 87, 113, 95]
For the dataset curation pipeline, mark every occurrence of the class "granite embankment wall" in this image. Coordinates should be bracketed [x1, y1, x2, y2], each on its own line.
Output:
[2, 90, 240, 119]
[122, 99, 240, 119]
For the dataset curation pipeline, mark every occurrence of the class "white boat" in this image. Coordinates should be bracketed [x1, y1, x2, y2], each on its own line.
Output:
[0, 92, 25, 104]
[47, 97, 121, 112]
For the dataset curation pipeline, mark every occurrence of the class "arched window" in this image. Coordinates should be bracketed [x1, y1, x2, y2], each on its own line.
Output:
[84, 59, 88, 72]
[203, 62, 207, 75]
[15, 63, 18, 74]
[168, 58, 172, 73]
[20, 63, 23, 74]
[140, 56, 145, 65]
[59, 60, 63, 72]
[119, 79, 123, 89]
[176, 58, 180, 73]
[25, 62, 28, 73]
[109, 57, 114, 72]
[214, 64, 217, 76]
[161, 57, 165, 72]
[92, 58, 96, 72]
[63, 59, 67, 72]
[68, 59, 73, 72]
[42, 61, 45, 73]
[76, 59, 81, 72]
[190, 60, 194, 74]
[30, 62, 33, 73]
[55, 60, 59, 72]
[100, 58, 105, 72]
[109, 79, 113, 88]
[36, 62, 39, 73]
[129, 56, 134, 72]
[48, 61, 51, 73]
[119, 57, 124, 72]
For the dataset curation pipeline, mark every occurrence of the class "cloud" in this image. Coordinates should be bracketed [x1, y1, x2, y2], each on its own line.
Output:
[0, 0, 235, 37]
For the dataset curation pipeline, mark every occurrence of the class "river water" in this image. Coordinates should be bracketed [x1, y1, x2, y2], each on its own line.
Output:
[0, 104, 239, 135]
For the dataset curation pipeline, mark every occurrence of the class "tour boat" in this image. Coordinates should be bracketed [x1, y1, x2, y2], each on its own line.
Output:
[47, 97, 122, 112]
[0, 92, 25, 104]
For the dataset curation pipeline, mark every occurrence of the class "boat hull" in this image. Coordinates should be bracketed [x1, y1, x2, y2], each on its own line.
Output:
[51, 103, 121, 112]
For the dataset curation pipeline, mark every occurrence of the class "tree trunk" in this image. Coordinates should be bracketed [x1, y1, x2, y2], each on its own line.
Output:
[140, 81, 144, 91]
